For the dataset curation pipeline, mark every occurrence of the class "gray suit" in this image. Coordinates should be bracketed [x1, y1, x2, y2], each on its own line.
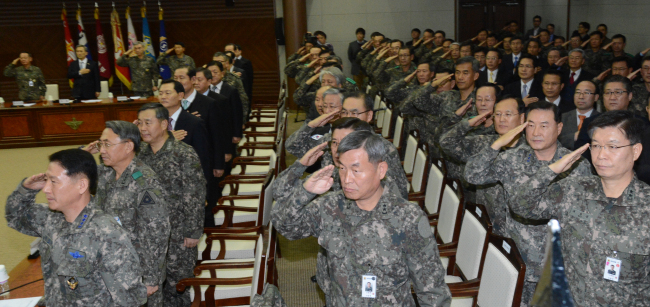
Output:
[558, 109, 599, 149]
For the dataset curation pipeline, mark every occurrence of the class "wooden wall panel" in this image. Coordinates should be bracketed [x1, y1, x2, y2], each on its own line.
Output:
[0, 0, 280, 102]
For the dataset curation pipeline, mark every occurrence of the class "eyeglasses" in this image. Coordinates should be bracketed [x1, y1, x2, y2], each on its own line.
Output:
[340, 109, 371, 117]
[486, 57, 498, 60]
[589, 143, 635, 152]
[574, 91, 595, 97]
[96, 140, 128, 150]
[603, 90, 628, 97]
[493, 112, 519, 119]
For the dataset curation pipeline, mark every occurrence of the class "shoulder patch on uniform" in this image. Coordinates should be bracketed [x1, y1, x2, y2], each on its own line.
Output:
[141, 191, 156, 205]
[418, 216, 433, 238]
[132, 171, 143, 180]
[346, 77, 356, 85]
[311, 134, 324, 140]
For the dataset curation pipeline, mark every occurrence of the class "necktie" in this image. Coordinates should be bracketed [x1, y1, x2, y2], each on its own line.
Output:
[514, 55, 519, 68]
[489, 72, 495, 83]
[181, 99, 189, 110]
[569, 72, 576, 85]
[522, 84, 528, 98]
[578, 115, 586, 130]
[210, 85, 215, 92]
[167, 117, 173, 131]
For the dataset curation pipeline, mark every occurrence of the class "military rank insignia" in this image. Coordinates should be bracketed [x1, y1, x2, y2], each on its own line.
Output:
[66, 277, 79, 290]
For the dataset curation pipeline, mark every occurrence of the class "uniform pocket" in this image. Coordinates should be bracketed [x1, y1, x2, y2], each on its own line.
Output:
[57, 249, 96, 298]
[606, 246, 650, 284]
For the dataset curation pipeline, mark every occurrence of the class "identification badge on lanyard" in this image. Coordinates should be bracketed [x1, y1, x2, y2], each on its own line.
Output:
[603, 251, 622, 282]
[361, 274, 377, 298]
[28, 80, 34, 87]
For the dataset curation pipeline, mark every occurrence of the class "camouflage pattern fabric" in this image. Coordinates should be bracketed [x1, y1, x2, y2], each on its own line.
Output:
[3, 64, 46, 100]
[116, 56, 159, 95]
[223, 71, 250, 123]
[156, 54, 196, 74]
[583, 49, 612, 77]
[251, 284, 287, 307]
[385, 79, 419, 106]
[629, 82, 649, 119]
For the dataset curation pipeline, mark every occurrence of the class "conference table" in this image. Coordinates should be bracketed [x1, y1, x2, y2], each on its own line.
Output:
[3, 257, 43, 303]
[0, 97, 159, 150]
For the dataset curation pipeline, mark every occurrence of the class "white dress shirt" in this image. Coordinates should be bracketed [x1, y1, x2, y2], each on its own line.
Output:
[79, 58, 87, 71]
[211, 81, 223, 94]
[184, 89, 197, 108]
[569, 68, 582, 81]
[546, 96, 561, 107]
[169, 107, 182, 130]
[576, 108, 594, 124]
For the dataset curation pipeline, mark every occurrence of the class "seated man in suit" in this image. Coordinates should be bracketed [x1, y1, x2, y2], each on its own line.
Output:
[478, 47, 513, 89]
[560, 49, 595, 106]
[542, 70, 574, 114]
[503, 54, 544, 105]
[207, 61, 243, 146]
[558, 80, 599, 149]
[474, 46, 488, 71]
[67, 46, 100, 100]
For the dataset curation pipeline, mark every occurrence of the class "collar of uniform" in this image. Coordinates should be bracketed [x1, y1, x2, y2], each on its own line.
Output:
[140, 132, 175, 158]
[111, 157, 140, 187]
[585, 176, 645, 206]
[60, 198, 97, 234]
[522, 141, 565, 163]
[340, 183, 393, 218]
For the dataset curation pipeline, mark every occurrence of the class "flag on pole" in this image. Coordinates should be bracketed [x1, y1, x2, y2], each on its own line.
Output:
[110, 7, 132, 90]
[76, 5, 92, 61]
[62, 5, 76, 88]
[94, 4, 112, 85]
[126, 6, 138, 50]
[158, 5, 171, 79]
[141, 6, 156, 60]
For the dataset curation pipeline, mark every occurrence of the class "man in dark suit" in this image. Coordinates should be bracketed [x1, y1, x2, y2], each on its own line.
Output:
[503, 55, 545, 104]
[348, 27, 367, 90]
[158, 79, 212, 181]
[67, 46, 100, 100]
[542, 70, 575, 115]
[559, 49, 595, 106]
[223, 51, 251, 103]
[524, 15, 543, 39]
[207, 61, 244, 147]
[558, 80, 600, 149]
[225, 44, 254, 102]
[477, 48, 513, 88]
[500, 36, 524, 74]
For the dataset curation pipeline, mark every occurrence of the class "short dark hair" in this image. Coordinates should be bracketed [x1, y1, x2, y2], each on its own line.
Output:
[642, 55, 650, 66]
[477, 28, 488, 35]
[76, 45, 88, 52]
[611, 34, 626, 43]
[224, 51, 237, 61]
[356, 28, 366, 35]
[518, 54, 539, 68]
[487, 33, 497, 39]
[597, 24, 608, 30]
[392, 40, 404, 48]
[138, 103, 170, 122]
[436, 66, 455, 75]
[424, 29, 434, 35]
[443, 38, 454, 44]
[213, 52, 232, 63]
[417, 61, 434, 71]
[344, 91, 374, 113]
[225, 43, 242, 51]
[526, 39, 541, 49]
[319, 49, 331, 56]
[477, 83, 501, 98]
[603, 75, 633, 93]
[435, 30, 446, 37]
[510, 20, 519, 25]
[474, 46, 488, 56]
[589, 31, 603, 39]
[370, 32, 381, 38]
[195, 68, 212, 80]
[207, 60, 224, 71]
[49, 149, 98, 195]
[539, 29, 550, 35]
[314, 30, 327, 38]
[547, 23, 555, 28]
[587, 110, 644, 145]
[533, 15, 542, 21]
[611, 56, 632, 69]
[337, 130, 386, 165]
[487, 47, 502, 59]
[543, 69, 564, 82]
[398, 46, 411, 55]
[332, 117, 372, 132]
[526, 101, 560, 123]
[411, 28, 421, 34]
[576, 80, 599, 93]
[555, 36, 566, 42]
[160, 79, 185, 94]
[456, 56, 480, 73]
[19, 52, 32, 57]
[510, 36, 523, 44]
[105, 120, 141, 153]
[579, 22, 591, 31]
[174, 42, 185, 47]
[497, 95, 527, 114]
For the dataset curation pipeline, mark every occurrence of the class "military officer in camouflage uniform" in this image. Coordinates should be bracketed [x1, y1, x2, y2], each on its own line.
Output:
[82, 121, 170, 306]
[464, 101, 593, 306]
[272, 131, 451, 307]
[629, 55, 650, 119]
[5, 149, 147, 306]
[117, 42, 160, 97]
[156, 42, 195, 74]
[135, 103, 207, 306]
[3, 52, 46, 101]
[439, 97, 527, 235]
[284, 45, 321, 79]
[583, 31, 612, 77]
[295, 67, 358, 120]
[510, 110, 650, 306]
[385, 61, 434, 105]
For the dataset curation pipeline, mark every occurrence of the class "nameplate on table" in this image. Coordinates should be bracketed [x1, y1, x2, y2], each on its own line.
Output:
[117, 96, 129, 101]
[0, 296, 42, 307]
[81, 99, 102, 103]
[59, 99, 71, 104]
[12, 101, 24, 106]
[129, 96, 142, 100]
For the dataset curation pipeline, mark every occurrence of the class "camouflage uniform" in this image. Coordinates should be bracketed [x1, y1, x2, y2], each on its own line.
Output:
[464, 142, 593, 306]
[385, 79, 420, 106]
[223, 71, 250, 123]
[116, 56, 159, 97]
[284, 58, 307, 79]
[137, 133, 206, 307]
[510, 167, 650, 306]
[629, 82, 649, 119]
[3, 64, 46, 101]
[270, 170, 452, 307]
[250, 284, 287, 307]
[156, 54, 196, 74]
[583, 49, 612, 77]
[95, 157, 170, 306]
[398, 84, 441, 148]
[5, 183, 147, 306]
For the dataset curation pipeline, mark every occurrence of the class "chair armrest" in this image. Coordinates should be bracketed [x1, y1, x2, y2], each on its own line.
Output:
[222, 174, 267, 182]
[438, 248, 458, 258]
[437, 241, 458, 251]
[212, 205, 258, 214]
[204, 225, 262, 235]
[233, 156, 271, 162]
[177, 277, 253, 292]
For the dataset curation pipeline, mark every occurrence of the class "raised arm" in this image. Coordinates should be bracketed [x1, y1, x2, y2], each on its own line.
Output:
[5, 175, 51, 237]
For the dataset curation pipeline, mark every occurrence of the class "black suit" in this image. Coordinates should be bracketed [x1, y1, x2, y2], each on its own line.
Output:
[477, 69, 513, 88]
[67, 59, 100, 100]
[503, 78, 545, 100]
[548, 97, 575, 115]
[560, 69, 595, 106]
[348, 40, 365, 76]
[214, 82, 243, 139]
[234, 56, 254, 101]
[231, 66, 251, 102]
[525, 28, 541, 39]
[500, 53, 524, 75]
[174, 110, 212, 181]
[185, 92, 225, 170]
[205, 90, 234, 155]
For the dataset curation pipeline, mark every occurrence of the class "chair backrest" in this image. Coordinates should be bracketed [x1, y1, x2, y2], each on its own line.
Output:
[392, 114, 404, 148]
[263, 222, 278, 285]
[436, 179, 464, 244]
[98, 81, 109, 98]
[373, 92, 380, 109]
[262, 174, 276, 226]
[249, 236, 265, 302]
[424, 159, 447, 214]
[455, 203, 492, 281]
[410, 143, 429, 193]
[256, 170, 275, 227]
[381, 106, 393, 138]
[45, 84, 59, 101]
[477, 235, 526, 307]
[402, 130, 419, 174]
[376, 100, 386, 129]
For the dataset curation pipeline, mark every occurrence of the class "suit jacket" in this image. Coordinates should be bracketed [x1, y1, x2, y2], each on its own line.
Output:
[477, 69, 513, 88]
[502, 78, 545, 100]
[231, 66, 251, 100]
[348, 40, 365, 75]
[500, 53, 524, 75]
[558, 109, 600, 149]
[560, 69, 595, 106]
[206, 90, 234, 154]
[215, 82, 244, 138]
[234, 56, 254, 98]
[185, 93, 226, 169]
[525, 28, 541, 39]
[67, 59, 101, 99]
[175, 110, 212, 180]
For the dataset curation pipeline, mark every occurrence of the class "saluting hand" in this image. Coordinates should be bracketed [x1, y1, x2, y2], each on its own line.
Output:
[23, 173, 47, 191]
[455, 98, 473, 117]
[627, 69, 641, 81]
[12, 57, 20, 65]
[404, 70, 417, 83]
[494, 41, 503, 48]
[431, 73, 454, 88]
[549, 143, 589, 174]
[300, 142, 328, 167]
[308, 110, 339, 128]
[303, 165, 335, 195]
[468, 110, 492, 127]
[554, 56, 568, 67]
[384, 55, 398, 63]
[491, 123, 527, 150]
[596, 69, 611, 81]
[82, 140, 100, 154]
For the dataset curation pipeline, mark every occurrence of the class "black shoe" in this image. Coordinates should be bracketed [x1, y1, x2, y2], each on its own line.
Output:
[310, 275, 317, 283]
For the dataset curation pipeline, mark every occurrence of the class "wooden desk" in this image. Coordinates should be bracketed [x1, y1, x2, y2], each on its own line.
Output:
[0, 98, 159, 149]
[5, 257, 43, 300]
